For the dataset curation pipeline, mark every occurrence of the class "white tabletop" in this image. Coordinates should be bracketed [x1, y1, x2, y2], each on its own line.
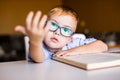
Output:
[0, 60, 120, 80]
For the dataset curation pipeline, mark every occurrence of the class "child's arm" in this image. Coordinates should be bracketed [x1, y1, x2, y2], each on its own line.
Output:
[15, 11, 48, 62]
[54, 40, 108, 57]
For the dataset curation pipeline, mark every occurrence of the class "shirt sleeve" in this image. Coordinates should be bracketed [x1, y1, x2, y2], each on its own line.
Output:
[62, 38, 97, 50]
[42, 45, 53, 60]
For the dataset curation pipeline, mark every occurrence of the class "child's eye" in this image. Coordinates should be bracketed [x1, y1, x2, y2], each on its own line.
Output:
[63, 28, 71, 33]
[61, 27, 72, 36]
[51, 22, 57, 27]
[62, 28, 72, 36]
[50, 22, 58, 30]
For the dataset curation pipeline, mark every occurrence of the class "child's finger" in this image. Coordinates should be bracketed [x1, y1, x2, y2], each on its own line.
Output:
[26, 11, 34, 30]
[54, 51, 67, 57]
[15, 25, 27, 35]
[38, 15, 47, 30]
[62, 53, 70, 56]
[32, 11, 41, 29]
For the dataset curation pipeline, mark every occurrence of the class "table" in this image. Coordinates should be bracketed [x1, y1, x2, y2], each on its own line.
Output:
[0, 60, 120, 80]
[109, 44, 120, 48]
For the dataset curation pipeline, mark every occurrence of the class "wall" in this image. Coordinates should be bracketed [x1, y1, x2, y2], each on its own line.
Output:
[0, 0, 120, 34]
[0, 0, 62, 35]
[63, 0, 120, 33]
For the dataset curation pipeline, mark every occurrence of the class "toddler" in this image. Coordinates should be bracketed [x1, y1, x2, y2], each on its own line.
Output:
[15, 5, 108, 62]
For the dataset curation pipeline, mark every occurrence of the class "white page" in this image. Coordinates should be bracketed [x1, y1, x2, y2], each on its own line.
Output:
[60, 53, 120, 64]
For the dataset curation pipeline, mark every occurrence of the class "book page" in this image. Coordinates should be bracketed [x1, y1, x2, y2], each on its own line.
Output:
[59, 53, 120, 64]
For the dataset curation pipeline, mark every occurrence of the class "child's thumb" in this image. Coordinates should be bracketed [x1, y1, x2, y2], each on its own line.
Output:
[14, 25, 27, 35]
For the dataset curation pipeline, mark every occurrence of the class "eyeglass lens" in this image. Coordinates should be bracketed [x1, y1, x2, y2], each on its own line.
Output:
[49, 22, 74, 37]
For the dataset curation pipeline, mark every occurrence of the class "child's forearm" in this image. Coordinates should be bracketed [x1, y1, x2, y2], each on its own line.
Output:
[54, 40, 108, 57]
[76, 40, 108, 54]
[29, 41, 45, 63]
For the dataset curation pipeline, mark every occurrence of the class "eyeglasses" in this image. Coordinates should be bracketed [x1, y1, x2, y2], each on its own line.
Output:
[49, 21, 74, 37]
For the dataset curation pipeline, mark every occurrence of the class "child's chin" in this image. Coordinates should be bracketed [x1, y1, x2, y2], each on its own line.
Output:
[48, 44, 62, 49]
[46, 42, 63, 49]
[50, 45, 60, 48]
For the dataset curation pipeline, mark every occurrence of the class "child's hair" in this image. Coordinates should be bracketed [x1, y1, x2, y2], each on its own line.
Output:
[47, 5, 79, 23]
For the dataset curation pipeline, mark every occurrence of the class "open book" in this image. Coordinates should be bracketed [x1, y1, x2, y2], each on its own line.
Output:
[53, 53, 120, 70]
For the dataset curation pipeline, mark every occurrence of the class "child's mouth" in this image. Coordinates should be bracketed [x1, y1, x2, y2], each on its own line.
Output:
[51, 37, 58, 43]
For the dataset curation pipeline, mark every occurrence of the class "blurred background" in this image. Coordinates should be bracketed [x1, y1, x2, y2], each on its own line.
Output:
[0, 0, 120, 62]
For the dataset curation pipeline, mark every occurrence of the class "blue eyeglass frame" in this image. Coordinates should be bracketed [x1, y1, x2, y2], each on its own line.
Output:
[50, 22, 75, 37]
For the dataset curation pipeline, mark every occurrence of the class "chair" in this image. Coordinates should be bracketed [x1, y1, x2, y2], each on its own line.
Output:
[24, 33, 86, 60]
[24, 36, 29, 61]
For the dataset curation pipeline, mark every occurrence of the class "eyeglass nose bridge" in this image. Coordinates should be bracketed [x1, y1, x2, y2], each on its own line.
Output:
[53, 25, 62, 32]
[53, 25, 65, 36]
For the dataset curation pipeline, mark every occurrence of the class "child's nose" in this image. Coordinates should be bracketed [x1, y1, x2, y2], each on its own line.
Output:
[54, 28, 61, 36]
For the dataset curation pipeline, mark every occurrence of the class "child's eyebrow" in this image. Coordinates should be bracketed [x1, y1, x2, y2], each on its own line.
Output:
[50, 19, 59, 24]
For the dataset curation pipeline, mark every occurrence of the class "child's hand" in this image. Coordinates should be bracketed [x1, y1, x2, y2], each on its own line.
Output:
[15, 11, 48, 44]
[53, 48, 80, 57]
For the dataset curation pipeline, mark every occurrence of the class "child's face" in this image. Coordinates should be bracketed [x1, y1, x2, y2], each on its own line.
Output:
[44, 14, 77, 49]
